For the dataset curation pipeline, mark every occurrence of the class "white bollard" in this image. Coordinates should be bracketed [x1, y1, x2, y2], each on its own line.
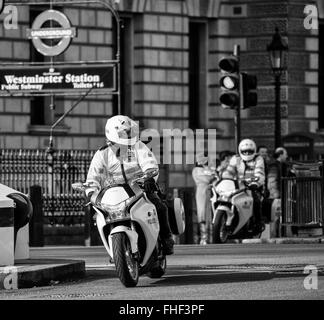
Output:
[0, 184, 31, 262]
[0, 196, 15, 266]
[15, 224, 30, 260]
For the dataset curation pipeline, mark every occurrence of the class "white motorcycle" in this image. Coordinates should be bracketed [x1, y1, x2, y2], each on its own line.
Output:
[211, 177, 280, 243]
[72, 170, 185, 287]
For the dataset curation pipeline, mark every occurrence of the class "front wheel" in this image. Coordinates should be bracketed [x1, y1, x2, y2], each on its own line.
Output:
[146, 257, 167, 278]
[213, 210, 230, 243]
[112, 232, 139, 287]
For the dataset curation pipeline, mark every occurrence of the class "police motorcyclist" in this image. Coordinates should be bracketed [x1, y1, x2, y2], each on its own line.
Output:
[222, 139, 266, 233]
[85, 115, 174, 255]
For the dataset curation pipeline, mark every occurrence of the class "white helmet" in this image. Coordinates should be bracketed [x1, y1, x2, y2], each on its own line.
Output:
[105, 115, 139, 146]
[238, 139, 256, 162]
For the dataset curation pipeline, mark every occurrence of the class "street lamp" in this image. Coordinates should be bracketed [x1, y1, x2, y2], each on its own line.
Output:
[267, 27, 288, 149]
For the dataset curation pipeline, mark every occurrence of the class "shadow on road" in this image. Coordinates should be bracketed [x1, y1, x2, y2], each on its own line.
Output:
[148, 271, 276, 287]
[81, 269, 278, 287]
[73, 268, 313, 289]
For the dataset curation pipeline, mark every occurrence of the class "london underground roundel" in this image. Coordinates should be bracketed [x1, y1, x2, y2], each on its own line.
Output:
[26, 9, 76, 57]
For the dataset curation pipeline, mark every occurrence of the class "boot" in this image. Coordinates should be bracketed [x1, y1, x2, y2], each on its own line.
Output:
[199, 222, 208, 245]
[161, 234, 174, 255]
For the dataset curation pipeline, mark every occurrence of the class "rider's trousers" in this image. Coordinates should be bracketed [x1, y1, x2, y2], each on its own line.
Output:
[146, 192, 172, 238]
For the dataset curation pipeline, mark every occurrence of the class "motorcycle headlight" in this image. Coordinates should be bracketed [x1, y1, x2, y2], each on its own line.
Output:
[101, 200, 130, 222]
[218, 191, 233, 201]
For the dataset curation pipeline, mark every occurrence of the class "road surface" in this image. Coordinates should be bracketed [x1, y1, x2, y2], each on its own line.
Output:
[0, 244, 323, 300]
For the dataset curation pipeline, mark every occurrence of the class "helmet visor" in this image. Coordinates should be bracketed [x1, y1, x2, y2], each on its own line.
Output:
[241, 149, 255, 156]
[117, 127, 138, 140]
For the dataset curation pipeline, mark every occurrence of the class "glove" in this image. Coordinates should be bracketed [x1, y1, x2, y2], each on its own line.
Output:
[248, 182, 259, 191]
[144, 178, 157, 194]
[86, 191, 94, 204]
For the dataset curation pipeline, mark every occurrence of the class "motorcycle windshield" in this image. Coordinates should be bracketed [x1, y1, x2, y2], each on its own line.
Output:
[101, 186, 130, 206]
[215, 179, 236, 194]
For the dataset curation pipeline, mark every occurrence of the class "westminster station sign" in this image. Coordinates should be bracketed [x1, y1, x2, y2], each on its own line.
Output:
[0, 64, 116, 96]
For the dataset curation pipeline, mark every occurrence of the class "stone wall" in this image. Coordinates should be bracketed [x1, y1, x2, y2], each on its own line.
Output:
[0, 0, 322, 187]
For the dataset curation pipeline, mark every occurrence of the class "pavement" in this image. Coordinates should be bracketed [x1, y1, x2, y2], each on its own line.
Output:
[0, 259, 85, 290]
[239, 236, 324, 244]
[0, 237, 323, 290]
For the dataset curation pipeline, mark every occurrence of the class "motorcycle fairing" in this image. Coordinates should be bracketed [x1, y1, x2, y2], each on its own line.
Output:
[108, 226, 139, 257]
[231, 191, 253, 235]
[211, 179, 236, 218]
[101, 187, 130, 206]
[96, 183, 139, 207]
[93, 207, 113, 258]
[130, 196, 159, 266]
[214, 179, 237, 194]
[213, 205, 233, 227]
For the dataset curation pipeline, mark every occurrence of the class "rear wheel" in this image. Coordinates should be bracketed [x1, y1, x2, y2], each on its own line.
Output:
[213, 210, 230, 243]
[146, 257, 167, 278]
[112, 233, 139, 287]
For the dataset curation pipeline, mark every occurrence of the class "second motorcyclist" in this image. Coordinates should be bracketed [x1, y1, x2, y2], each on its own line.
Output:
[221, 139, 266, 233]
[85, 115, 174, 255]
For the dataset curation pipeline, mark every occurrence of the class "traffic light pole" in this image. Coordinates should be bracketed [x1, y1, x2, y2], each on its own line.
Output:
[274, 73, 281, 149]
[234, 45, 241, 148]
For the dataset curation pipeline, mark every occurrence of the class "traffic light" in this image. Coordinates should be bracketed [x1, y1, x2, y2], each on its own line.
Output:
[241, 72, 257, 109]
[218, 55, 240, 109]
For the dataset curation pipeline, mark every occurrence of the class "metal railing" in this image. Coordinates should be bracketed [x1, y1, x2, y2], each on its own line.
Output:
[281, 176, 324, 226]
[0, 149, 94, 226]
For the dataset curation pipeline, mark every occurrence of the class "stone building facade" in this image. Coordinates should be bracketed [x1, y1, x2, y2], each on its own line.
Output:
[0, 0, 323, 188]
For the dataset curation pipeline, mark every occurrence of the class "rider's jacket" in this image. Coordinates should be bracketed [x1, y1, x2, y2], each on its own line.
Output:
[222, 154, 265, 188]
[85, 141, 158, 196]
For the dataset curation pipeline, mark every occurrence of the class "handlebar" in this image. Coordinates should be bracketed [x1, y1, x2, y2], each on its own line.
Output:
[242, 177, 259, 185]
[72, 169, 159, 194]
[230, 187, 248, 197]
